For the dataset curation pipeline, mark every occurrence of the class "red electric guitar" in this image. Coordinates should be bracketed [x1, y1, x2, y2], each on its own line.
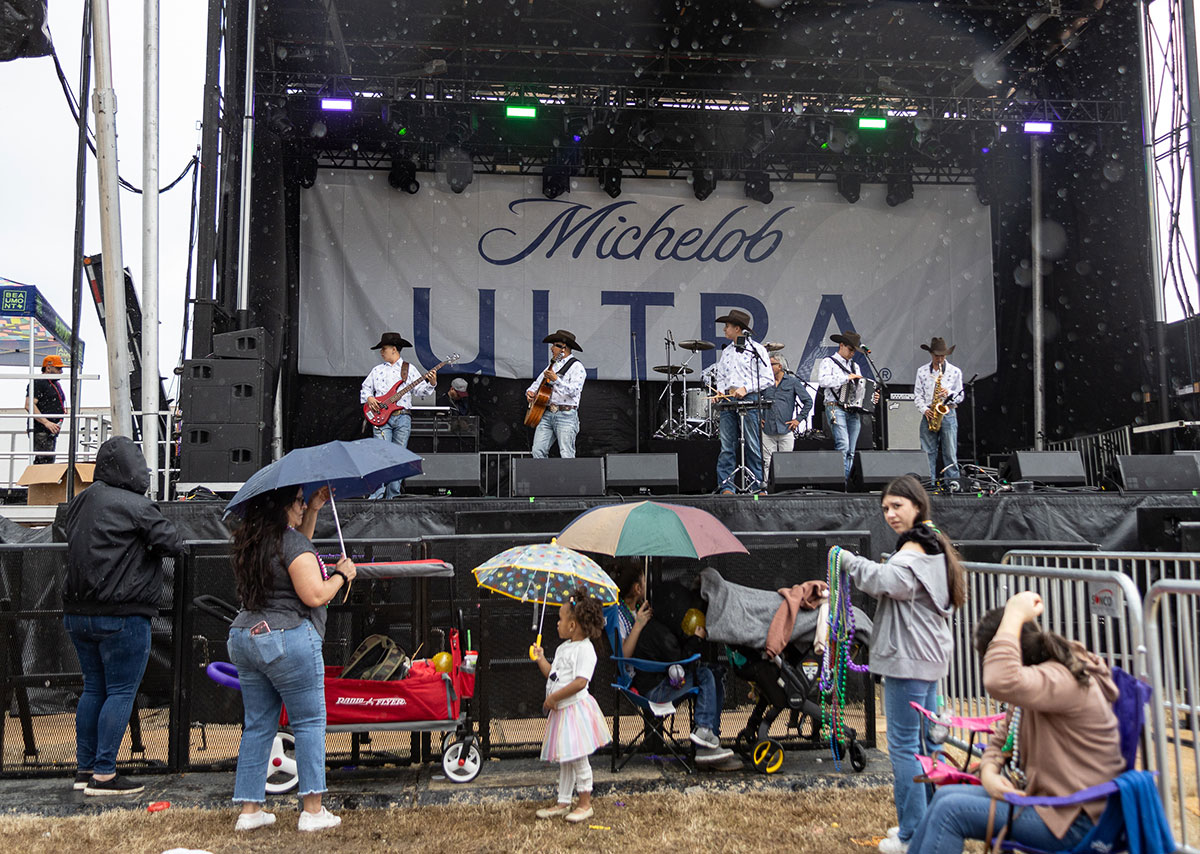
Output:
[363, 354, 460, 427]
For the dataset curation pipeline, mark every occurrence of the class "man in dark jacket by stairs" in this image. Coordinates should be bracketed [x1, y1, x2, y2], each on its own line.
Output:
[62, 436, 183, 796]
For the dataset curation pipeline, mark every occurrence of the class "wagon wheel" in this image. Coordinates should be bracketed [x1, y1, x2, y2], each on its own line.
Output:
[751, 738, 785, 775]
[264, 731, 298, 793]
[441, 739, 482, 783]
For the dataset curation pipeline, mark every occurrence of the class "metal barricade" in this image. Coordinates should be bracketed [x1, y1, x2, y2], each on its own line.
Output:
[1005, 550, 1200, 599]
[1044, 424, 1132, 487]
[1145, 579, 1200, 852]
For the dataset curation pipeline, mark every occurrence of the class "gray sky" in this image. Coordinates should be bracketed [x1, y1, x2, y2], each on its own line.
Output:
[0, 1, 207, 407]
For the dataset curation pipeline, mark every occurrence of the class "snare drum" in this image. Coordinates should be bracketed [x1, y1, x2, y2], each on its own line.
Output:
[685, 388, 712, 422]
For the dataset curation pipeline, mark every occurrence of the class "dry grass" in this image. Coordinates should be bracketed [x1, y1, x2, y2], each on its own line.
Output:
[0, 786, 898, 854]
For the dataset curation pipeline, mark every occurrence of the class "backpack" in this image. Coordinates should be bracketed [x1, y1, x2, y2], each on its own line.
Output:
[342, 634, 410, 680]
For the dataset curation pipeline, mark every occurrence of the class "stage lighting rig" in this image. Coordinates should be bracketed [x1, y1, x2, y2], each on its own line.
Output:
[743, 171, 773, 205]
[389, 159, 420, 194]
[440, 147, 474, 194]
[692, 167, 716, 202]
[836, 172, 861, 204]
[297, 155, 319, 189]
[599, 167, 622, 199]
[543, 164, 571, 199]
[886, 173, 914, 207]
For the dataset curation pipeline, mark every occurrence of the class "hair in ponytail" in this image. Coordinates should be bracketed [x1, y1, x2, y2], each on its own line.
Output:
[973, 606, 1090, 686]
[881, 475, 967, 609]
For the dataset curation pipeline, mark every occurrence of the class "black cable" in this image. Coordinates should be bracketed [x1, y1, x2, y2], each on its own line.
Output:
[178, 142, 202, 375]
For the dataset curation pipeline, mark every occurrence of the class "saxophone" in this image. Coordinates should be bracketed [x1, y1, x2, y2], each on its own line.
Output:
[926, 370, 950, 432]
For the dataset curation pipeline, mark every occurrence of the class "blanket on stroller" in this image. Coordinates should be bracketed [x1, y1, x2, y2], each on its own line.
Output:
[699, 567, 873, 649]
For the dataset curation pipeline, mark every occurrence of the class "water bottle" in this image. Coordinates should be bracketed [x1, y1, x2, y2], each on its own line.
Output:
[928, 695, 951, 745]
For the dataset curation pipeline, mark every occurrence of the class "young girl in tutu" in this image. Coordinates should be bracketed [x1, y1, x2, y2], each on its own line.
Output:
[532, 588, 611, 823]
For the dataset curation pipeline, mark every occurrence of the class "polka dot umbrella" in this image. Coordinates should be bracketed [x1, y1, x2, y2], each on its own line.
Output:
[472, 539, 618, 659]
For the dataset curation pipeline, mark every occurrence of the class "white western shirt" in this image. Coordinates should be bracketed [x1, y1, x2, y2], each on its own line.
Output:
[818, 353, 862, 404]
[714, 338, 772, 395]
[525, 355, 587, 407]
[360, 359, 435, 409]
[914, 361, 964, 412]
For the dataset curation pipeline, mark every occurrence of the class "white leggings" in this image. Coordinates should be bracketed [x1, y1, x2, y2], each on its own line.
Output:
[557, 756, 593, 803]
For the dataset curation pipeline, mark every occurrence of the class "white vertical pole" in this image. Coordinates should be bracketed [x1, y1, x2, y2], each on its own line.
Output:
[142, 0, 160, 495]
[90, 0, 133, 437]
[1031, 135, 1045, 451]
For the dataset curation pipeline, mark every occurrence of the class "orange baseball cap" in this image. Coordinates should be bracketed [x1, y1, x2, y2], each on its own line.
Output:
[42, 355, 64, 368]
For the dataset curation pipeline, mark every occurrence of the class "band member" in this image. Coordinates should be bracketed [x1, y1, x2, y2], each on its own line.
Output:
[760, 354, 813, 483]
[525, 330, 586, 459]
[27, 355, 66, 464]
[360, 332, 436, 499]
[713, 310, 772, 493]
[817, 331, 879, 481]
[914, 337, 964, 485]
[446, 377, 471, 416]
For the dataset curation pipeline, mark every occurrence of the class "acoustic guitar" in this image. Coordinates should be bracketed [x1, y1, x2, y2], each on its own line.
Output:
[524, 360, 554, 427]
[363, 354, 460, 427]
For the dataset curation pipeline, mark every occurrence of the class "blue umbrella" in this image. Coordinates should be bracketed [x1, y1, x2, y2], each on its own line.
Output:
[223, 438, 423, 555]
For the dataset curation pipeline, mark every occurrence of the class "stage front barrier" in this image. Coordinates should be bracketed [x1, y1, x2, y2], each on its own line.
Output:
[1004, 550, 1200, 600]
[1043, 424, 1133, 487]
[1145, 580, 1200, 853]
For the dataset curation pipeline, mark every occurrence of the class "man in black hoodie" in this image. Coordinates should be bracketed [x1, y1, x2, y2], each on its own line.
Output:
[62, 436, 183, 796]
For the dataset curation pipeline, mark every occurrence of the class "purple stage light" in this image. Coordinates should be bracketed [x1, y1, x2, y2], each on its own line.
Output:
[1023, 121, 1053, 134]
[321, 98, 353, 112]
[981, 146, 990, 154]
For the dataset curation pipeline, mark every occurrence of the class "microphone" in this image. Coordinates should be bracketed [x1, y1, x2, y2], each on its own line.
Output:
[667, 330, 676, 348]
[860, 345, 871, 354]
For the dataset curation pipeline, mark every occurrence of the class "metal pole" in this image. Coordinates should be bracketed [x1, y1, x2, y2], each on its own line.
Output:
[142, 0, 160, 495]
[235, 0, 257, 317]
[1179, 0, 1200, 265]
[90, 0, 133, 437]
[192, 0, 225, 358]
[1031, 135, 1045, 450]
[67, 5, 93, 499]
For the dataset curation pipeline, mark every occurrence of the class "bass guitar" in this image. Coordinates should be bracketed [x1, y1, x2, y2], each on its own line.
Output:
[363, 354, 460, 427]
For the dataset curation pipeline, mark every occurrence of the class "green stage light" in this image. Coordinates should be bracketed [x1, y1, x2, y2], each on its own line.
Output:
[858, 117, 887, 130]
[506, 105, 538, 119]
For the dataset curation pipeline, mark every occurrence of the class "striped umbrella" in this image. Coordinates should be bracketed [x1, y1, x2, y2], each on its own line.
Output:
[555, 500, 748, 558]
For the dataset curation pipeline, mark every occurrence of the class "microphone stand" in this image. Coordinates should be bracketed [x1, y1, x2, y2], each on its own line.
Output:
[966, 373, 978, 464]
[744, 334, 770, 491]
[632, 331, 640, 453]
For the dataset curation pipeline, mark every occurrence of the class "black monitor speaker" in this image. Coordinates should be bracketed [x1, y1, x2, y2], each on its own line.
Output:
[1001, 450, 1087, 486]
[1137, 506, 1200, 551]
[604, 453, 678, 494]
[769, 451, 846, 491]
[511, 458, 605, 497]
[856, 450, 930, 489]
[1117, 454, 1200, 492]
[406, 453, 481, 496]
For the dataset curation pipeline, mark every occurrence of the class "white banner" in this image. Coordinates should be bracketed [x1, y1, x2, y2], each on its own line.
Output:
[299, 172, 996, 386]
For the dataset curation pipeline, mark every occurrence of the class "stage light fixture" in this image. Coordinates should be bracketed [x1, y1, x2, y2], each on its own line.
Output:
[320, 97, 353, 112]
[745, 116, 776, 158]
[297, 155, 318, 189]
[388, 159, 420, 194]
[506, 104, 538, 119]
[886, 174, 914, 207]
[743, 171, 773, 205]
[629, 118, 663, 151]
[441, 147, 474, 194]
[692, 167, 716, 201]
[542, 164, 571, 199]
[858, 116, 887, 130]
[836, 173, 861, 204]
[1023, 121, 1053, 134]
[599, 167, 622, 199]
[565, 112, 593, 143]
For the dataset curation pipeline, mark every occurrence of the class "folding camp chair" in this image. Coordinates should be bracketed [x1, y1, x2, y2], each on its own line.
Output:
[911, 703, 1005, 786]
[603, 608, 701, 773]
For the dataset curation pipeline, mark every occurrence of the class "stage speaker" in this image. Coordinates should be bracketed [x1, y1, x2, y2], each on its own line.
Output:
[1137, 506, 1200, 551]
[885, 393, 924, 450]
[406, 453, 481, 496]
[1001, 450, 1087, 486]
[212, 326, 274, 365]
[179, 421, 264, 483]
[857, 450, 930, 489]
[605, 453, 678, 495]
[511, 458, 605, 497]
[769, 451, 846, 491]
[180, 358, 272, 425]
[1117, 454, 1200, 492]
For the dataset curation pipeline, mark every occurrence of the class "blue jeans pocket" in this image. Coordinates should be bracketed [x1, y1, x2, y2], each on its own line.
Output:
[252, 630, 286, 665]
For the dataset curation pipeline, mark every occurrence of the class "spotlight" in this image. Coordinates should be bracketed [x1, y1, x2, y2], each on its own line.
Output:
[886, 174, 914, 207]
[692, 167, 716, 201]
[542, 164, 571, 199]
[1023, 121, 1053, 134]
[320, 97, 353, 112]
[743, 171, 773, 205]
[599, 167, 622, 199]
[565, 112, 593, 143]
[744, 116, 776, 158]
[441, 147, 474, 194]
[974, 169, 993, 206]
[388, 159, 420, 194]
[836, 173, 861, 204]
[265, 101, 295, 140]
[629, 118, 663, 152]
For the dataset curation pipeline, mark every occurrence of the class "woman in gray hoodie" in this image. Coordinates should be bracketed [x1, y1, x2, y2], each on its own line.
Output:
[839, 475, 967, 853]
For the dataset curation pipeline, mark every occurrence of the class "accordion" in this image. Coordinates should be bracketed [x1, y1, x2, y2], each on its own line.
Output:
[837, 377, 877, 412]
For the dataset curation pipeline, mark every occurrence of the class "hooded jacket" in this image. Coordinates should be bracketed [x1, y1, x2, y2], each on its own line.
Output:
[63, 437, 184, 618]
[840, 543, 955, 681]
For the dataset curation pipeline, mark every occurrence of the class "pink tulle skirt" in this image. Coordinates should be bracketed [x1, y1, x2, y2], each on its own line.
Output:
[541, 692, 611, 763]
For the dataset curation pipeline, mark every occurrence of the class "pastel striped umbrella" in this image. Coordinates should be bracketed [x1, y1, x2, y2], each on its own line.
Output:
[556, 500, 748, 558]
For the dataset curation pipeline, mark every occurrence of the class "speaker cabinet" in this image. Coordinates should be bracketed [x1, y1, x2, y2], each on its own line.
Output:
[179, 421, 264, 483]
[1001, 450, 1087, 486]
[212, 326, 274, 365]
[406, 453, 481, 495]
[884, 392, 924, 450]
[511, 458, 605, 497]
[769, 451, 846, 491]
[856, 450, 930, 488]
[605, 453, 678, 494]
[1117, 454, 1200, 492]
[180, 359, 272, 425]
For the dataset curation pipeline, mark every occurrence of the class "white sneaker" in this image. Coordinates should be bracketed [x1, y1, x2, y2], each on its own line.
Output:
[297, 806, 342, 832]
[878, 835, 908, 854]
[887, 826, 900, 840]
[689, 727, 720, 749]
[235, 810, 276, 831]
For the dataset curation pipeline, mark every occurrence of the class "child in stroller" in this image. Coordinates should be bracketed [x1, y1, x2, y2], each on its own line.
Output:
[698, 567, 873, 773]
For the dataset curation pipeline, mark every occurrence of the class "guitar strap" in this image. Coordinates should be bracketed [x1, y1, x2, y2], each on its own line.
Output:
[556, 357, 579, 379]
[401, 362, 410, 382]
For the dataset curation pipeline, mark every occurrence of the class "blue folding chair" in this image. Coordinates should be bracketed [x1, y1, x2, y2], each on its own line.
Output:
[603, 606, 701, 773]
[992, 668, 1175, 854]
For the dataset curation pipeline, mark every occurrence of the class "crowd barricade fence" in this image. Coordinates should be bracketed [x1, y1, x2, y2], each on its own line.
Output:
[1004, 550, 1200, 600]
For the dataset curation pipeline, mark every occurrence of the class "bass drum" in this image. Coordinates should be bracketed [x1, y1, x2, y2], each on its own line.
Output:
[685, 388, 713, 422]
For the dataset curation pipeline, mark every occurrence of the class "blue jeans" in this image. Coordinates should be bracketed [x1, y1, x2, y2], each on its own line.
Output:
[646, 663, 724, 735]
[63, 614, 152, 775]
[883, 677, 938, 842]
[532, 409, 579, 458]
[919, 409, 960, 483]
[370, 411, 412, 499]
[825, 403, 862, 479]
[907, 783, 1094, 854]
[228, 622, 327, 801]
[717, 394, 764, 491]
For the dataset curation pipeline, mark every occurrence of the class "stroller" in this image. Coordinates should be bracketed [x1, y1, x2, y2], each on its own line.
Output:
[699, 567, 872, 774]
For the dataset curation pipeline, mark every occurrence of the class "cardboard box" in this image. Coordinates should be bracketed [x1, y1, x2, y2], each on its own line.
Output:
[17, 463, 96, 505]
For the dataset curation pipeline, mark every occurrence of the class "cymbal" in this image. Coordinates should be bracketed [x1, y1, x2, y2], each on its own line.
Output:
[653, 365, 694, 375]
[679, 339, 715, 352]
[765, 342, 786, 352]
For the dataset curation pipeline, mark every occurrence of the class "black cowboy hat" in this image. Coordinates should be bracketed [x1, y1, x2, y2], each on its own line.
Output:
[543, 329, 582, 352]
[371, 332, 413, 351]
[920, 336, 956, 356]
[830, 330, 862, 350]
[715, 309, 753, 334]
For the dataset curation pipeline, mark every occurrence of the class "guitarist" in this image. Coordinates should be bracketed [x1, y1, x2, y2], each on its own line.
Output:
[360, 332, 437, 498]
[524, 329, 586, 459]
